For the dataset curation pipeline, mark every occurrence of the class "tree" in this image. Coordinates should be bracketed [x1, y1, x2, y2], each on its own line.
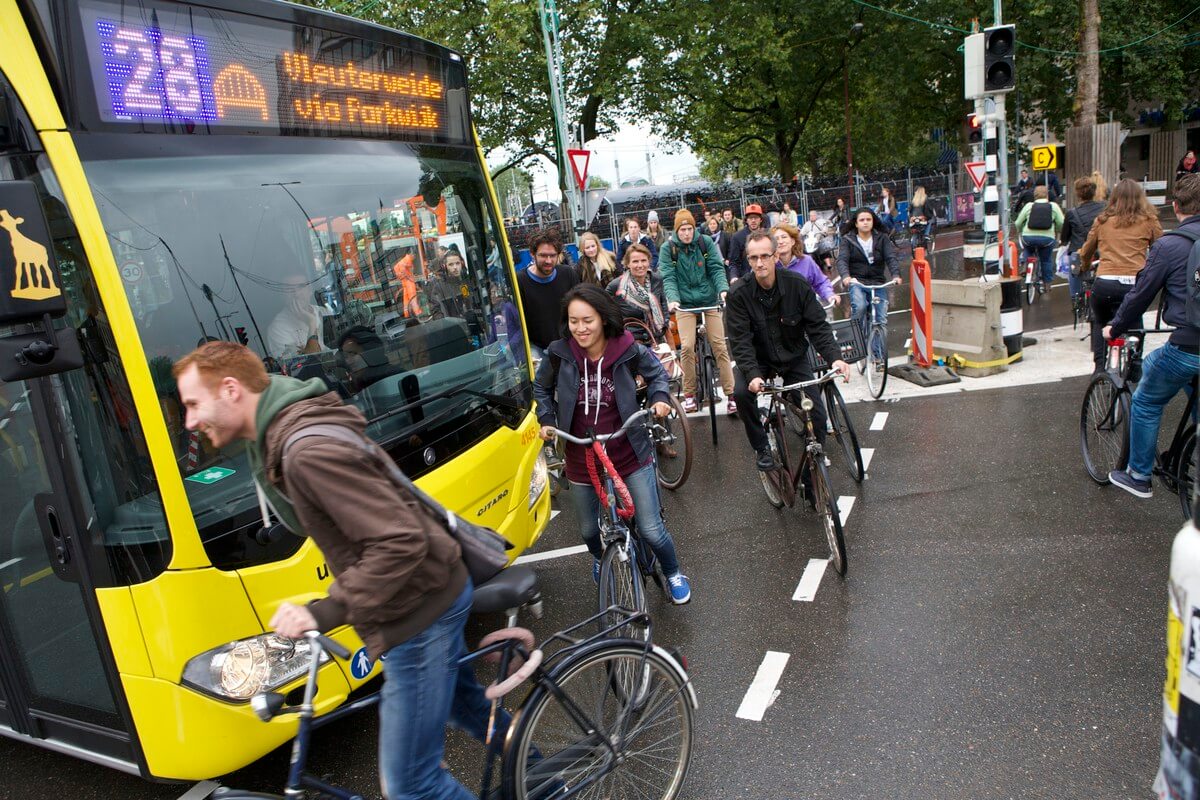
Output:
[586, 175, 611, 189]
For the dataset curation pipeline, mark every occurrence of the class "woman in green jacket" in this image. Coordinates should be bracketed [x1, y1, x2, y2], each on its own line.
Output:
[659, 209, 736, 415]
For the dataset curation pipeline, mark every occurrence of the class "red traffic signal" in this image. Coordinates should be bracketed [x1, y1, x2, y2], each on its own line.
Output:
[234, 326, 249, 346]
[968, 113, 983, 143]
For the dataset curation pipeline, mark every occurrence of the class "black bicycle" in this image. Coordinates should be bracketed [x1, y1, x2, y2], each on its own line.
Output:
[1080, 330, 1197, 518]
[677, 305, 724, 446]
[212, 568, 697, 800]
[757, 372, 849, 576]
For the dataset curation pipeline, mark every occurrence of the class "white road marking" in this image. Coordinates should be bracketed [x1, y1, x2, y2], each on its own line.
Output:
[176, 782, 219, 800]
[869, 412, 889, 431]
[837, 496, 855, 526]
[550, 509, 561, 522]
[513, 544, 588, 565]
[792, 559, 829, 602]
[861, 447, 875, 472]
[736, 651, 790, 721]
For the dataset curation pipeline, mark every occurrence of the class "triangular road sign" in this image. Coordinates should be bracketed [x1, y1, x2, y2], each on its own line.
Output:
[567, 149, 591, 192]
[965, 161, 987, 192]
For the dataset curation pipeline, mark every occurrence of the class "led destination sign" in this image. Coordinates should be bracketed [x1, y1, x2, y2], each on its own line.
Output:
[77, 0, 469, 141]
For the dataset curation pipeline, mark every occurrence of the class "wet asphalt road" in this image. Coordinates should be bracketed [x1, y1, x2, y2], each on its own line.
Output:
[0, 372, 1185, 800]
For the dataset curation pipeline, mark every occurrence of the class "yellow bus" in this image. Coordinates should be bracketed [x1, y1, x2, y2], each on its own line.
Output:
[0, 0, 550, 781]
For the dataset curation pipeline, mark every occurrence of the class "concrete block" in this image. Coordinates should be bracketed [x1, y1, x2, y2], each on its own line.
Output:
[930, 278, 1009, 376]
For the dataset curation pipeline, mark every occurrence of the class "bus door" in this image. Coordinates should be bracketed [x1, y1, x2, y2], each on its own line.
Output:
[0, 179, 133, 767]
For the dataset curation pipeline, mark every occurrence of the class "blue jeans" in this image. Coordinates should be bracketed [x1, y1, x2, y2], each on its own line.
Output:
[1127, 342, 1200, 480]
[1020, 235, 1056, 286]
[849, 283, 889, 362]
[569, 463, 681, 576]
[378, 580, 509, 800]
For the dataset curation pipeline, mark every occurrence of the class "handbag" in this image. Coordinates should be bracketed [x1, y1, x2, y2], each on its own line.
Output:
[282, 424, 512, 584]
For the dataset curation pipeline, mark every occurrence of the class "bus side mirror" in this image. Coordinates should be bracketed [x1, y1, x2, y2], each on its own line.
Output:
[0, 181, 84, 382]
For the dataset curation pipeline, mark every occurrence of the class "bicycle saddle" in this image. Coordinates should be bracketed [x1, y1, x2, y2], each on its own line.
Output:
[471, 564, 540, 614]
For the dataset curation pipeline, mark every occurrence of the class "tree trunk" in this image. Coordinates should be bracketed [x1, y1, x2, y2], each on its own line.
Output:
[775, 130, 794, 185]
[1075, 0, 1100, 126]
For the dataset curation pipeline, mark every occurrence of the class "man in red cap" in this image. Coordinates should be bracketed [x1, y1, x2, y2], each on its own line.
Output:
[728, 203, 766, 282]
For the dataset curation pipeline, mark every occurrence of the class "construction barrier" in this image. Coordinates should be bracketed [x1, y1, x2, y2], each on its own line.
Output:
[999, 279, 1024, 359]
[910, 247, 933, 368]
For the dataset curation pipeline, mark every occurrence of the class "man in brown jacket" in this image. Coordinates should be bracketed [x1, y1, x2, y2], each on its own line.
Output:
[174, 341, 491, 800]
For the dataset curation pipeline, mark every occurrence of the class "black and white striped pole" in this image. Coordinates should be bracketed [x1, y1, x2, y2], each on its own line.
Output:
[982, 104, 1001, 276]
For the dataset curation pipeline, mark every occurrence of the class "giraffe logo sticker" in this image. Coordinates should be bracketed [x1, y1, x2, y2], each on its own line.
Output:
[1, 208, 60, 302]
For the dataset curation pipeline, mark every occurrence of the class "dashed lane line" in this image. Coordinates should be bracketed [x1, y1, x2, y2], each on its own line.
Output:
[792, 559, 829, 602]
[869, 412, 889, 431]
[513, 544, 589, 565]
[735, 651, 790, 721]
[837, 496, 855, 526]
[176, 782, 219, 800]
[861, 447, 875, 472]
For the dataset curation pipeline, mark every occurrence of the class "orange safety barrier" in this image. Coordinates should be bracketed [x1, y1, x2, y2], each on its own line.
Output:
[910, 246, 933, 369]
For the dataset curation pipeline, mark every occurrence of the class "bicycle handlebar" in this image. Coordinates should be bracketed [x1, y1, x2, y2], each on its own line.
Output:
[676, 305, 723, 314]
[759, 371, 842, 394]
[304, 630, 351, 660]
[852, 282, 898, 290]
[549, 408, 652, 446]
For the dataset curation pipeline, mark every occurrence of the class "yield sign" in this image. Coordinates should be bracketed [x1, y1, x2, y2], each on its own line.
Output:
[567, 149, 591, 192]
[965, 161, 987, 192]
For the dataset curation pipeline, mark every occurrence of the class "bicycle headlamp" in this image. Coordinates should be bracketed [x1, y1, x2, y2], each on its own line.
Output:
[183, 634, 328, 701]
[801, 396, 815, 412]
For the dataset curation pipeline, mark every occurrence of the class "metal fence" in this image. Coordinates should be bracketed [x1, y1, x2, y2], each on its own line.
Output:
[503, 164, 977, 254]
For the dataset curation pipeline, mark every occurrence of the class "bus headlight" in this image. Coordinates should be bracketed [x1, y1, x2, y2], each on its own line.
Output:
[529, 449, 549, 508]
[182, 634, 329, 702]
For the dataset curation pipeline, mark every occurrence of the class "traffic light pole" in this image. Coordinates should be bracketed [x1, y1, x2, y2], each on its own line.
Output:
[993, 0, 1011, 255]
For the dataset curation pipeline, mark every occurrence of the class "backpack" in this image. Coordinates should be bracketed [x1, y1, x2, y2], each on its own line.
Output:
[1162, 228, 1200, 329]
[668, 233, 714, 264]
[1027, 201, 1054, 231]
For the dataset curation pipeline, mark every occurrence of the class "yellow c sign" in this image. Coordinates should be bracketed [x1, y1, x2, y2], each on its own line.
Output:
[1031, 145, 1058, 171]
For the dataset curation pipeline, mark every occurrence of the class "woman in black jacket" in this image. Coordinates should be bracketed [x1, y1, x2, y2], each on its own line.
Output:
[835, 208, 902, 363]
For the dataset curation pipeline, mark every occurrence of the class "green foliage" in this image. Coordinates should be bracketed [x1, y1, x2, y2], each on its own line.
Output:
[586, 175, 612, 188]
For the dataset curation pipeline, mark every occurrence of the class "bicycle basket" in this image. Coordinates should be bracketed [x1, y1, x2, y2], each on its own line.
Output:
[809, 318, 866, 369]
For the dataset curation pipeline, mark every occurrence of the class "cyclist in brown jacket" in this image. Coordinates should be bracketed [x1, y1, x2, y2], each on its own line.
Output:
[174, 341, 494, 800]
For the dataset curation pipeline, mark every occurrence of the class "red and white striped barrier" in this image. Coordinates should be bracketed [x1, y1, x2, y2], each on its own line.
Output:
[910, 247, 933, 369]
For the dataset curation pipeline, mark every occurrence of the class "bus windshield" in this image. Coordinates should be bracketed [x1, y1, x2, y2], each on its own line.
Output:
[75, 134, 529, 569]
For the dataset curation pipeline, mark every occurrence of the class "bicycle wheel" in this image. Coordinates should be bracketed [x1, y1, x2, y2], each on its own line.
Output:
[1177, 428, 1197, 521]
[811, 458, 848, 576]
[864, 325, 888, 399]
[705, 354, 719, 446]
[504, 643, 694, 800]
[654, 394, 692, 490]
[1080, 372, 1130, 484]
[598, 539, 647, 639]
[759, 410, 786, 509]
[1025, 273, 1037, 305]
[824, 382, 864, 482]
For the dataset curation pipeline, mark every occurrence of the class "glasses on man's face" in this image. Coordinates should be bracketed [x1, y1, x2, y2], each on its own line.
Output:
[747, 253, 775, 263]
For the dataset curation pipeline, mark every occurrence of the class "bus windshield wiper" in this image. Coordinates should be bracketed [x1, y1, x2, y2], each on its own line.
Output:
[367, 380, 525, 426]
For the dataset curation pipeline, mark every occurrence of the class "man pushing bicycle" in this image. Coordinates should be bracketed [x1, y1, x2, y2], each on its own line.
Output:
[726, 231, 850, 473]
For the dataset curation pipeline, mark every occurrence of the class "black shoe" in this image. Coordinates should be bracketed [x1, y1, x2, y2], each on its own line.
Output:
[755, 448, 777, 471]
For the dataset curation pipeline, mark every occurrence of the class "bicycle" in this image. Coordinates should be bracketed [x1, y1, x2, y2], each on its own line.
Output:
[213, 567, 697, 800]
[1021, 247, 1047, 305]
[624, 318, 693, 490]
[676, 305, 725, 446]
[756, 372, 849, 576]
[1072, 268, 1096, 334]
[851, 282, 894, 400]
[908, 217, 935, 255]
[1080, 330, 1197, 519]
[550, 410, 680, 628]
[803, 325, 866, 483]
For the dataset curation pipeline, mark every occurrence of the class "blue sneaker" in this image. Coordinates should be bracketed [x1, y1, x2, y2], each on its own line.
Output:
[593, 558, 601, 584]
[1109, 469, 1152, 498]
[666, 572, 691, 604]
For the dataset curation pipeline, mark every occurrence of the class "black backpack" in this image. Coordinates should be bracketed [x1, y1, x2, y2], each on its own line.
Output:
[1163, 228, 1200, 329]
[1028, 201, 1054, 231]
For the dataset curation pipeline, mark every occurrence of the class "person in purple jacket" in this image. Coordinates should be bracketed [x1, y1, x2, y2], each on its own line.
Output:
[771, 223, 840, 309]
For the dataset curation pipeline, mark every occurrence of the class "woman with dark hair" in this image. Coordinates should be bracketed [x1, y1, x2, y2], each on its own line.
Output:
[1177, 150, 1198, 182]
[532, 284, 692, 604]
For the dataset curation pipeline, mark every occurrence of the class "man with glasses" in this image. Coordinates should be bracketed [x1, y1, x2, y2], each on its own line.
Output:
[727, 231, 850, 472]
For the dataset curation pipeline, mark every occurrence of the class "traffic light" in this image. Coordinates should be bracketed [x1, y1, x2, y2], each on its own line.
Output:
[234, 326, 249, 346]
[984, 25, 1016, 93]
[967, 113, 983, 144]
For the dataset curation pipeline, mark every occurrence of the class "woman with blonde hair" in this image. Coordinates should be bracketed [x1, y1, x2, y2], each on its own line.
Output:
[1090, 170, 1108, 201]
[1079, 178, 1163, 368]
[771, 223, 838, 306]
[575, 231, 618, 287]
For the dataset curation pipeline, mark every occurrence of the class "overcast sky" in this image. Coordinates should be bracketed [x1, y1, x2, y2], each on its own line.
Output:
[495, 121, 702, 201]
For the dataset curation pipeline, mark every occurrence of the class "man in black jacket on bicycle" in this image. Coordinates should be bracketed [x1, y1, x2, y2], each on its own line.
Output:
[727, 231, 850, 471]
